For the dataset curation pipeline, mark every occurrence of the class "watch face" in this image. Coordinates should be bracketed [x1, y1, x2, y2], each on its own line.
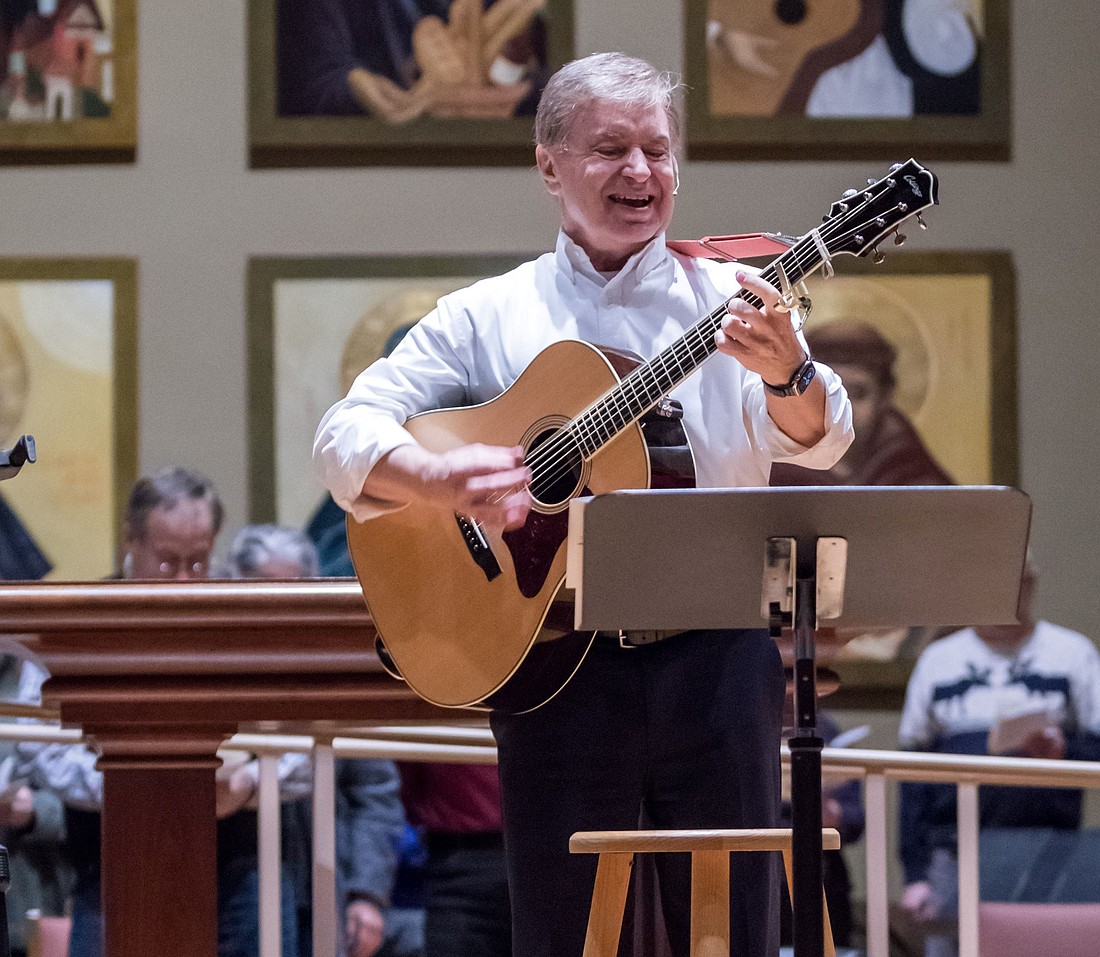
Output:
[795, 360, 816, 394]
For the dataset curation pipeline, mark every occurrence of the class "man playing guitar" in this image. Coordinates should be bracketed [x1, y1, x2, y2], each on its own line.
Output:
[314, 52, 854, 957]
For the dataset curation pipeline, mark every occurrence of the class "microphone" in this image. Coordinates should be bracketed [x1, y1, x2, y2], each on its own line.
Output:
[0, 844, 11, 957]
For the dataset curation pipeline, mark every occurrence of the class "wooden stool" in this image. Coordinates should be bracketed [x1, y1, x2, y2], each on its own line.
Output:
[569, 827, 840, 957]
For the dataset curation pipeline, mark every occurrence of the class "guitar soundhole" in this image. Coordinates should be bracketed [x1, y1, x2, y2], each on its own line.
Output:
[527, 428, 584, 509]
[775, 0, 807, 25]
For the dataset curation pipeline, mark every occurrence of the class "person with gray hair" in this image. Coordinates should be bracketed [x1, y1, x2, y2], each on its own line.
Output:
[225, 524, 320, 579]
[225, 523, 416, 957]
[314, 51, 853, 957]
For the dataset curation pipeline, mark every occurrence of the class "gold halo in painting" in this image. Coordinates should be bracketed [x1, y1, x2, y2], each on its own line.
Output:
[804, 275, 934, 423]
[339, 288, 450, 395]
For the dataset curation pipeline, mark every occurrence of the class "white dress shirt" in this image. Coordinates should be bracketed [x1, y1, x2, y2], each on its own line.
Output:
[314, 232, 853, 520]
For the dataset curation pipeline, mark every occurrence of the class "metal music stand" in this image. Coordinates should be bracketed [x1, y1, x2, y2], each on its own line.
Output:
[566, 485, 1032, 957]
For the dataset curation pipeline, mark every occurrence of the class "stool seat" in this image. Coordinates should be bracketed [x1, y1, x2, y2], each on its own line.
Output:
[570, 826, 840, 957]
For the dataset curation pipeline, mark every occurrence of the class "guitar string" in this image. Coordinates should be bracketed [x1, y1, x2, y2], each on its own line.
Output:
[513, 203, 903, 504]
[483, 195, 913, 509]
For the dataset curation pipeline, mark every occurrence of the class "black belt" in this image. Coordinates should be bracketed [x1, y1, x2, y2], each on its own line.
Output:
[596, 629, 688, 649]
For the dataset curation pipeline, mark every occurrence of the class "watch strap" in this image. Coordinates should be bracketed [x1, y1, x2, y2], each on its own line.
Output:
[762, 356, 816, 398]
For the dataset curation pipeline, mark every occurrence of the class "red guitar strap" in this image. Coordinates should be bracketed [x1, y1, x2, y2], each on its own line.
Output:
[667, 232, 793, 262]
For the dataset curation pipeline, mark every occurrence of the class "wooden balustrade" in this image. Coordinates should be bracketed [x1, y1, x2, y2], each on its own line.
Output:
[0, 578, 473, 957]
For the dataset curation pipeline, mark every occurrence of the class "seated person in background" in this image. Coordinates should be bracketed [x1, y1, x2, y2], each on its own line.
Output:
[14, 468, 310, 957]
[771, 318, 952, 487]
[303, 467, 508, 956]
[897, 556, 1100, 957]
[226, 524, 419, 957]
[0, 647, 72, 957]
[398, 762, 510, 957]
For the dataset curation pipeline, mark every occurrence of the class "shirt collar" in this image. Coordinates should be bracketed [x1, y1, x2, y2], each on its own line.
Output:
[555, 231, 670, 292]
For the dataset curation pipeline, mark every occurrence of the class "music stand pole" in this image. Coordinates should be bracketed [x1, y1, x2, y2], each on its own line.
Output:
[790, 571, 824, 957]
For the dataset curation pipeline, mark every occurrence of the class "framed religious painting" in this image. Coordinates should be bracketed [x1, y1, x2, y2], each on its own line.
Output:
[766, 250, 1018, 706]
[684, 0, 1011, 161]
[247, 254, 532, 542]
[247, 0, 575, 167]
[0, 258, 137, 580]
[0, 0, 137, 164]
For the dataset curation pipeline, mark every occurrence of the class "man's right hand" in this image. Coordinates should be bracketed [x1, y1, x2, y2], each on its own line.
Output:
[367, 443, 532, 530]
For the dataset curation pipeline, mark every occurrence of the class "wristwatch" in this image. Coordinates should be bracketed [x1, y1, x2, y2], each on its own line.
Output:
[762, 355, 816, 398]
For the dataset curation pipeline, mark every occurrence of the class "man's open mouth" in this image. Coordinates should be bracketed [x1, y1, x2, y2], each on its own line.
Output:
[610, 194, 653, 208]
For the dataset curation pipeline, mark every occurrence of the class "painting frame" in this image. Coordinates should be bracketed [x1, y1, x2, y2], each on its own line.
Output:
[0, 0, 138, 165]
[247, 0, 575, 168]
[0, 257, 138, 579]
[247, 253, 532, 524]
[684, 0, 1012, 162]
[805, 249, 1018, 707]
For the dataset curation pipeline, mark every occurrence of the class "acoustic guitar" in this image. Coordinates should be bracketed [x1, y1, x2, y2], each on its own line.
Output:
[347, 160, 938, 714]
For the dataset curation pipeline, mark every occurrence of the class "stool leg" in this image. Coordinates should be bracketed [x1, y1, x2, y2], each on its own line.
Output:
[691, 850, 730, 957]
[582, 852, 634, 957]
[782, 850, 836, 957]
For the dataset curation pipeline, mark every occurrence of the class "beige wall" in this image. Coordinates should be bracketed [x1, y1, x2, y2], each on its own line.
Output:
[1, 4, 1098, 639]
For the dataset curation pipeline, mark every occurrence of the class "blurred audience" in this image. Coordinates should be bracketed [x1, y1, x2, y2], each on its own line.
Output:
[304, 493, 509, 956]
[897, 556, 1100, 957]
[0, 647, 72, 957]
[13, 468, 313, 957]
[399, 762, 510, 957]
[225, 523, 421, 957]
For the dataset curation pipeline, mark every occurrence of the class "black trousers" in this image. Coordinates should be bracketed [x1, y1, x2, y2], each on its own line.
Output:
[491, 629, 785, 957]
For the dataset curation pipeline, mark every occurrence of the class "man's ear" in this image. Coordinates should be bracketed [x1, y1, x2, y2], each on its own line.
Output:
[535, 144, 561, 196]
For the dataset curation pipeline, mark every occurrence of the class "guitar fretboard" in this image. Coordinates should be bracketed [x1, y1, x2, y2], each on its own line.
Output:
[563, 236, 818, 460]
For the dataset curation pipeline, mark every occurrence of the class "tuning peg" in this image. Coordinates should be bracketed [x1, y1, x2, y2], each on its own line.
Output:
[916, 212, 928, 230]
[866, 178, 877, 185]
[872, 247, 886, 265]
[893, 231, 907, 246]
[842, 188, 859, 198]
[890, 162, 904, 172]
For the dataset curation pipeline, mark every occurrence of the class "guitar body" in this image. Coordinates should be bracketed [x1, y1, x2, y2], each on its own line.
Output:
[346, 339, 696, 713]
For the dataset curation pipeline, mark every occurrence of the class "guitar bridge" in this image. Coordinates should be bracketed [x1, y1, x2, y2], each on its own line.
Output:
[455, 515, 502, 582]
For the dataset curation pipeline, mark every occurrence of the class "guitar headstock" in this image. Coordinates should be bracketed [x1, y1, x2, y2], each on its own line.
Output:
[821, 159, 938, 261]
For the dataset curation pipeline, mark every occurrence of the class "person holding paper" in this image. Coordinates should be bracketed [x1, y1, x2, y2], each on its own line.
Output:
[896, 559, 1100, 957]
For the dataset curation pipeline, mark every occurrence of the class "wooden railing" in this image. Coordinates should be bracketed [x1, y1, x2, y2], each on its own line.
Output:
[2, 717, 1097, 957]
[2, 580, 1097, 957]
[0, 578, 474, 957]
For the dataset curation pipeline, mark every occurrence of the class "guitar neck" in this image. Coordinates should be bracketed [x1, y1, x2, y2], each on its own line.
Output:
[566, 236, 823, 459]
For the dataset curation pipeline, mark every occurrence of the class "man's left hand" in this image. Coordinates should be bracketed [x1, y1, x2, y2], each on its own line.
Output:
[715, 269, 807, 386]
